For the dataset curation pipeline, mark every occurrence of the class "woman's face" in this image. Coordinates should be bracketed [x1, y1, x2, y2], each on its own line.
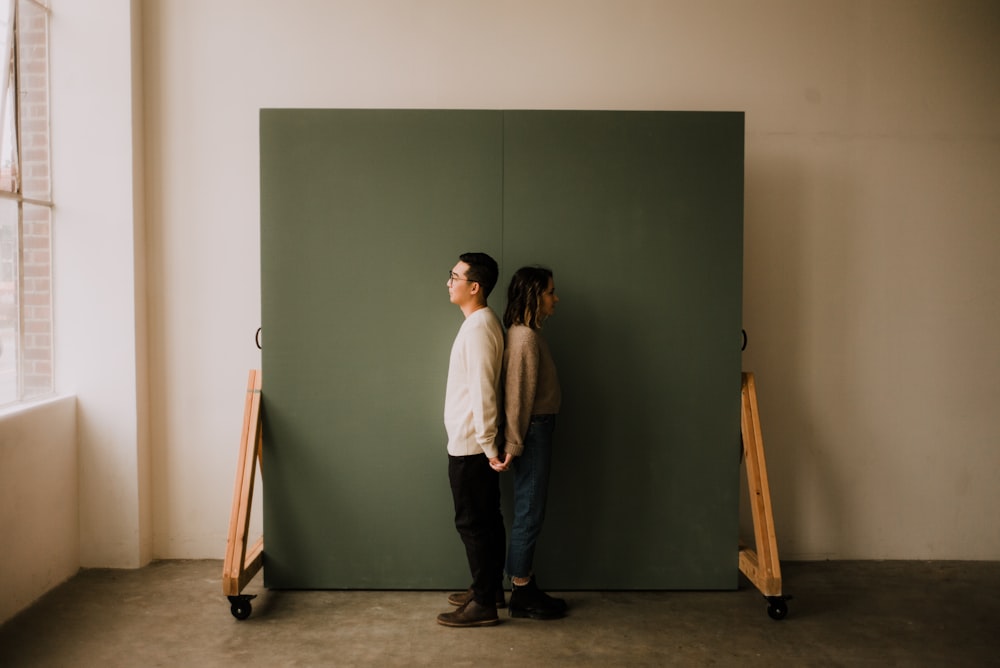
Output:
[539, 276, 559, 321]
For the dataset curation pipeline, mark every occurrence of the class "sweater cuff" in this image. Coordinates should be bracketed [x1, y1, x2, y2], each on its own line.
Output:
[504, 440, 524, 457]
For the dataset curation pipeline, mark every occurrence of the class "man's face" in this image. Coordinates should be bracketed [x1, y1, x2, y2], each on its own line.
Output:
[447, 261, 479, 306]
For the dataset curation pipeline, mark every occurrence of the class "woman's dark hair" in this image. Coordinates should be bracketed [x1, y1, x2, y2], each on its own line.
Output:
[503, 266, 553, 329]
[459, 252, 499, 298]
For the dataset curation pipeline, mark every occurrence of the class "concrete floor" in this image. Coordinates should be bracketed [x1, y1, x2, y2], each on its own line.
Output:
[0, 560, 997, 667]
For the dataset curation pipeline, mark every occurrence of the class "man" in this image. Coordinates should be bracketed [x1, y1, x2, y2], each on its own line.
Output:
[437, 252, 507, 628]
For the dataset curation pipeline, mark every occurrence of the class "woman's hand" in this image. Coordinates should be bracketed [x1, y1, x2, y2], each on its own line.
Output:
[489, 453, 513, 472]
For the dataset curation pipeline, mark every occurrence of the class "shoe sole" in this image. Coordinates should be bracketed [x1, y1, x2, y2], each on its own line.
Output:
[509, 607, 566, 620]
[436, 616, 500, 627]
[447, 594, 506, 608]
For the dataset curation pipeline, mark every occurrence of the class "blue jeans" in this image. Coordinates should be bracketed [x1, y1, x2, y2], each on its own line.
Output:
[506, 414, 556, 579]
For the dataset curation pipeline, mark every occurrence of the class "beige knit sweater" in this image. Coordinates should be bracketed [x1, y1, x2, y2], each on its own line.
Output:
[502, 324, 561, 457]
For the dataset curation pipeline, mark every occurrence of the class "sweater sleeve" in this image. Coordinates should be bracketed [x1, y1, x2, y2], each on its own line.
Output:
[503, 327, 539, 457]
[465, 316, 502, 459]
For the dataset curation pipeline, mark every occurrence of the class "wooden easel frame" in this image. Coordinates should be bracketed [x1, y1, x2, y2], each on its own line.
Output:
[739, 372, 788, 619]
[220, 369, 782, 618]
[222, 369, 264, 619]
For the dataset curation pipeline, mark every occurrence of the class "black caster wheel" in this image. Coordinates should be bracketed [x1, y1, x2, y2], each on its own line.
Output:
[228, 594, 257, 620]
[766, 596, 788, 620]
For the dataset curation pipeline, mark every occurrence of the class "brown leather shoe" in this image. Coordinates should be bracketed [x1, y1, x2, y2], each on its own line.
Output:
[436, 599, 500, 627]
[447, 587, 506, 608]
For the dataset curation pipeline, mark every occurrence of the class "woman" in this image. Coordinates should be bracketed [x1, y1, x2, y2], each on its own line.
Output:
[494, 265, 567, 619]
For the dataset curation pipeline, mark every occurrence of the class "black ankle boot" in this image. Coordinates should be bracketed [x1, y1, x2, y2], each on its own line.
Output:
[509, 577, 567, 619]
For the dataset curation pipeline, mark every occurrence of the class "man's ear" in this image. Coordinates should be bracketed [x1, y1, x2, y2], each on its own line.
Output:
[469, 281, 481, 296]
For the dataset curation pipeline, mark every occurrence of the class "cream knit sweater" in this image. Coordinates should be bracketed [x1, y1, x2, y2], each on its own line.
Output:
[444, 306, 504, 458]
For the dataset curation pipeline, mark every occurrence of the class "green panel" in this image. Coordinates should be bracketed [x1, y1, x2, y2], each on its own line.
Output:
[260, 109, 504, 588]
[261, 109, 744, 590]
[501, 111, 744, 589]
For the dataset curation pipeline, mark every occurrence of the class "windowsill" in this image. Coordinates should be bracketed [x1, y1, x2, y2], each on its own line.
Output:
[0, 393, 74, 421]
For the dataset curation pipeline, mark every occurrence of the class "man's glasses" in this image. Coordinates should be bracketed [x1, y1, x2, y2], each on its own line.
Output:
[448, 272, 477, 284]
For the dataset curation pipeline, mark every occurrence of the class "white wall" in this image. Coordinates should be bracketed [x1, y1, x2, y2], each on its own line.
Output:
[129, 0, 994, 562]
[50, 0, 150, 568]
[140, 0, 1000, 561]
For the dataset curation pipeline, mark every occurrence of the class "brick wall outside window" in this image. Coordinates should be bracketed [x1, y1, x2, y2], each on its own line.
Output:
[18, 0, 51, 398]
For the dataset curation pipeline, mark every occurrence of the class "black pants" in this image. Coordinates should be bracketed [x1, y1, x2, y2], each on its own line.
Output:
[448, 454, 506, 607]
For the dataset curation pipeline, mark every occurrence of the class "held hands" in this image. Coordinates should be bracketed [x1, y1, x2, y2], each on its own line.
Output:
[489, 453, 514, 472]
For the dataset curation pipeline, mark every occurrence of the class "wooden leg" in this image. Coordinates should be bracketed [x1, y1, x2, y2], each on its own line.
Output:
[738, 372, 783, 606]
[223, 370, 264, 601]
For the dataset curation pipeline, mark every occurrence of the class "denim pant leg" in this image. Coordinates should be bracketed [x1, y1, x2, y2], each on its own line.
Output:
[506, 415, 556, 579]
[448, 454, 506, 606]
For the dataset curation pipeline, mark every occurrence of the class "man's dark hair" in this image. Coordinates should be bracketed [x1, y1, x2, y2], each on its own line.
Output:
[459, 252, 499, 298]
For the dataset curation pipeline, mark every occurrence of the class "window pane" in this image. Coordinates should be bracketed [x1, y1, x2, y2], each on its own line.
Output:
[0, 198, 17, 405]
[21, 200, 49, 399]
[0, 0, 50, 406]
[18, 0, 49, 201]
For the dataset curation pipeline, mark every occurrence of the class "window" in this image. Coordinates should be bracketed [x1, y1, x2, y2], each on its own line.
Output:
[0, 0, 51, 406]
